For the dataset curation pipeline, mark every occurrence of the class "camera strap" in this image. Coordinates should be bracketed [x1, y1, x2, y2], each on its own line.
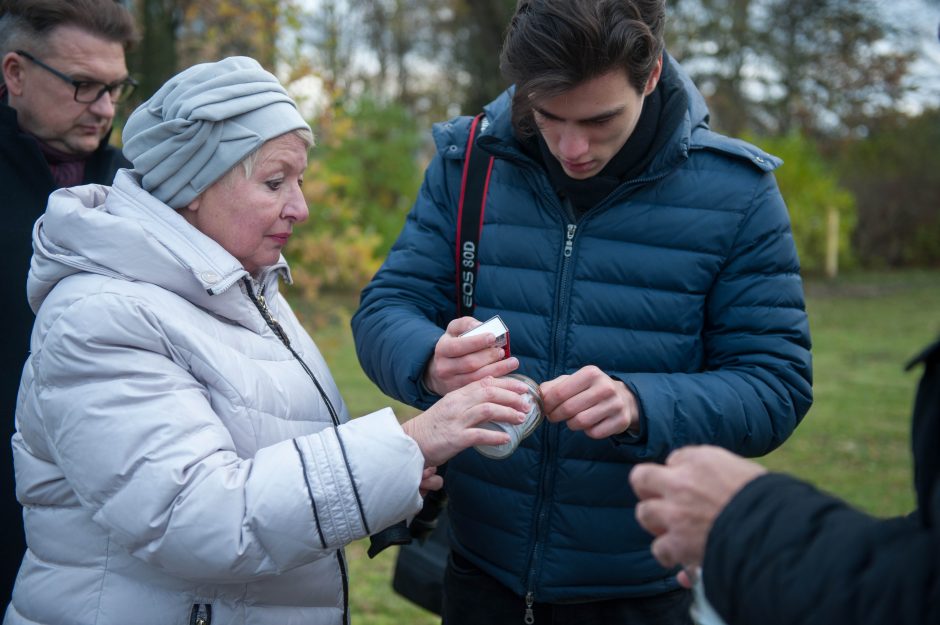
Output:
[372, 116, 493, 566]
[455, 113, 494, 318]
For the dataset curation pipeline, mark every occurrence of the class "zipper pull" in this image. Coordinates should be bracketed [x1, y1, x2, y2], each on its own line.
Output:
[563, 223, 576, 258]
[256, 291, 275, 322]
[255, 287, 291, 347]
[524, 592, 535, 624]
[190, 603, 212, 625]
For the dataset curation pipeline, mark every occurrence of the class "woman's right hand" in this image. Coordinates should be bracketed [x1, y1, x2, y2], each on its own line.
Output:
[402, 375, 530, 467]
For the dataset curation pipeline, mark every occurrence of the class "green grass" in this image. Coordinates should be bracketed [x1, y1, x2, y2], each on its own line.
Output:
[760, 269, 940, 516]
[290, 269, 940, 624]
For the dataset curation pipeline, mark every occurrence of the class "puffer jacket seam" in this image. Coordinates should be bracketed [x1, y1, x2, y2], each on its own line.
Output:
[333, 428, 370, 536]
[292, 438, 327, 549]
[33, 289, 292, 450]
[716, 172, 765, 274]
[78, 422, 228, 554]
[92, 534, 111, 625]
[30, 289, 193, 390]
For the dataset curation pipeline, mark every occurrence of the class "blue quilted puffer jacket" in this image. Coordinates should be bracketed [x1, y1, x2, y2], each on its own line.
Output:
[352, 58, 813, 603]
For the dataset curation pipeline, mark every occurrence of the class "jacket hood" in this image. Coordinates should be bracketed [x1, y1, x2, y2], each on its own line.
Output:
[28, 168, 291, 318]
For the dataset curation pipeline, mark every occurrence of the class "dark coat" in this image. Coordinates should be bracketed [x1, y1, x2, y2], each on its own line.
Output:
[352, 58, 813, 602]
[0, 99, 129, 606]
[704, 336, 940, 624]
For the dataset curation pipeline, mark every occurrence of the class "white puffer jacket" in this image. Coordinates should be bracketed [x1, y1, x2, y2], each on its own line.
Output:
[5, 170, 424, 625]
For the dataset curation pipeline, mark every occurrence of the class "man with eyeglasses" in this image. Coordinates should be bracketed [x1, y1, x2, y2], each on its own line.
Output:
[0, 0, 137, 607]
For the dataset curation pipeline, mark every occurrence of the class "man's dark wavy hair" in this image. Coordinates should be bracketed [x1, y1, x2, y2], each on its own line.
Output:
[499, 0, 666, 137]
[0, 0, 138, 57]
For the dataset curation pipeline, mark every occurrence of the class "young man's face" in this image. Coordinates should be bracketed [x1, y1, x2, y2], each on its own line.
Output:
[3, 25, 128, 156]
[532, 57, 663, 180]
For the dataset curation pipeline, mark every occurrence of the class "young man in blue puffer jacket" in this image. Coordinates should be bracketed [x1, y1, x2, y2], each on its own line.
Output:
[352, 0, 813, 622]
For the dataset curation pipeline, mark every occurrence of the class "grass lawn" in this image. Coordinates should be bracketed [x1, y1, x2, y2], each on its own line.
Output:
[761, 270, 939, 515]
[293, 269, 940, 625]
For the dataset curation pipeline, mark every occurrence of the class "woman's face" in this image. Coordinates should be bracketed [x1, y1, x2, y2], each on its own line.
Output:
[182, 133, 309, 275]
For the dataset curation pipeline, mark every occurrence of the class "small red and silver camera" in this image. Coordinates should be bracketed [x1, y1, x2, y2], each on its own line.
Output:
[459, 314, 511, 359]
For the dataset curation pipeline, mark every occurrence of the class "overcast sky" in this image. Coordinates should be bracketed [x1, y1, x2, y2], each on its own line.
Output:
[891, 0, 940, 109]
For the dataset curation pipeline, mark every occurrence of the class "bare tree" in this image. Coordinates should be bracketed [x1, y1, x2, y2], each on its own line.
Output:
[668, 0, 917, 136]
[303, 0, 515, 121]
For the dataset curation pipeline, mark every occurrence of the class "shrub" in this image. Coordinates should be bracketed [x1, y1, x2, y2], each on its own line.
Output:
[754, 132, 857, 275]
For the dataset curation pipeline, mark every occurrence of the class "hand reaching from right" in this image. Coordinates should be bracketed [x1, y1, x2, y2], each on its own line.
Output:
[402, 375, 530, 467]
[631, 445, 767, 577]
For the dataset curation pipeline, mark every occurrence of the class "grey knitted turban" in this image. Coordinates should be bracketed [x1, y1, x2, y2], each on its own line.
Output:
[122, 56, 311, 209]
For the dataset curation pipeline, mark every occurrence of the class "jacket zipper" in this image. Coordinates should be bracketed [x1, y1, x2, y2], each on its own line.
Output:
[492, 140, 678, 607]
[189, 603, 212, 625]
[517, 172, 665, 604]
[336, 548, 351, 625]
[241, 277, 353, 623]
[243, 278, 342, 427]
[562, 223, 576, 258]
[487, 150, 678, 604]
[522, 219, 578, 609]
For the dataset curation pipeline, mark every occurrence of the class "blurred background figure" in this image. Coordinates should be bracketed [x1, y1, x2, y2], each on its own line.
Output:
[0, 0, 138, 606]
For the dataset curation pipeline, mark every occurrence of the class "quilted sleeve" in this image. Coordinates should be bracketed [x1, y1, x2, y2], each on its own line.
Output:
[621, 171, 813, 460]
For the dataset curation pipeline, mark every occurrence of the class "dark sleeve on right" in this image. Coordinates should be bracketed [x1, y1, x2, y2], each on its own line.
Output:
[702, 473, 940, 625]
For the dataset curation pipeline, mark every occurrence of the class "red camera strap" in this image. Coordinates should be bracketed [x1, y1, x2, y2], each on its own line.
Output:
[455, 113, 495, 318]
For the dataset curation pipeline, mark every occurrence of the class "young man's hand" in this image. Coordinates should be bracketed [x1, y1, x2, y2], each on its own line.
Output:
[539, 365, 640, 438]
[423, 317, 519, 396]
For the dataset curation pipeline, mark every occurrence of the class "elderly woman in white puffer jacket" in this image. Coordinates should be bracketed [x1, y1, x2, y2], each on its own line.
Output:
[5, 56, 529, 625]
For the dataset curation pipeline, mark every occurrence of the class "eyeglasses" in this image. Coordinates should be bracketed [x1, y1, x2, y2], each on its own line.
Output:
[15, 49, 137, 104]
